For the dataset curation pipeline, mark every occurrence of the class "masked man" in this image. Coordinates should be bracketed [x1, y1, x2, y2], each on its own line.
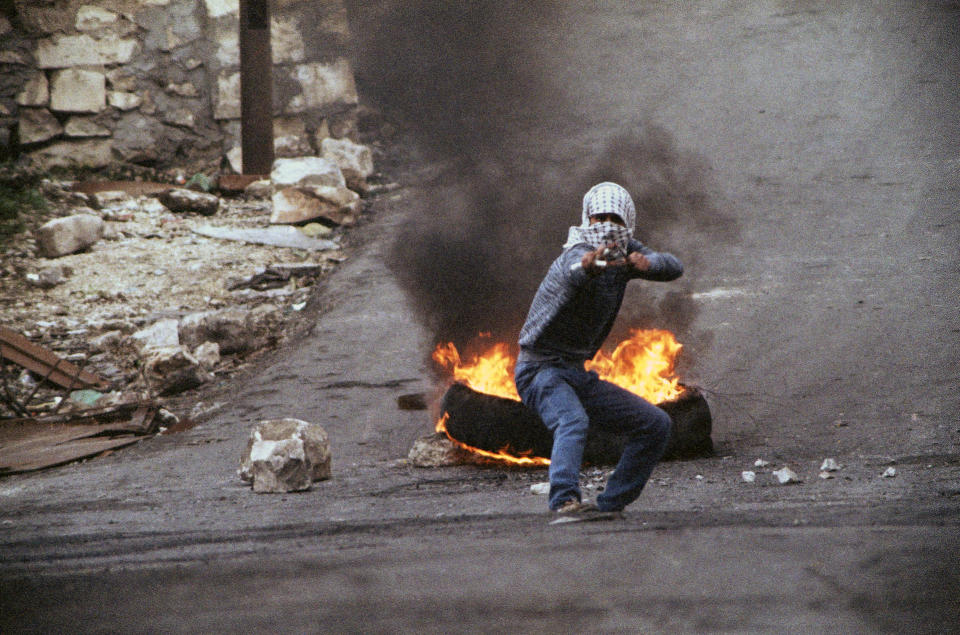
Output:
[514, 182, 684, 517]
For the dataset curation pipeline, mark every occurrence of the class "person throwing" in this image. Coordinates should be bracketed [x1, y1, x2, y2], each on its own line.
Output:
[514, 182, 684, 518]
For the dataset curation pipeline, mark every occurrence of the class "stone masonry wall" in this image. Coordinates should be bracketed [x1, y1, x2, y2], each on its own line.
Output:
[0, 0, 360, 172]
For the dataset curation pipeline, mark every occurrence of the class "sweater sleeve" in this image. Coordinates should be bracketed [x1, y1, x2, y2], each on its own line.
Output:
[628, 239, 684, 281]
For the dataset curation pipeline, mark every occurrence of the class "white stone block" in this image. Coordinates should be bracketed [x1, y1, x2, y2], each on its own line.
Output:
[204, 0, 238, 18]
[36, 34, 136, 68]
[50, 69, 106, 113]
[76, 5, 118, 31]
[286, 60, 358, 113]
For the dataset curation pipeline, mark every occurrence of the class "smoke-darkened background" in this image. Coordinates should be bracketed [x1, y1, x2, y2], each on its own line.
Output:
[344, 1, 737, 354]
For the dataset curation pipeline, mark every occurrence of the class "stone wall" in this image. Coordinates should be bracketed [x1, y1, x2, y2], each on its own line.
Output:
[0, 0, 360, 172]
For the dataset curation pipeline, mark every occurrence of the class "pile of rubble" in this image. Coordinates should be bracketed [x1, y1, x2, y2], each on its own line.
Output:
[0, 142, 387, 420]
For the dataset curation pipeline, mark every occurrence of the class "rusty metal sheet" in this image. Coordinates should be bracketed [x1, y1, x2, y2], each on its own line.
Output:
[0, 403, 158, 475]
[219, 174, 268, 192]
[0, 325, 107, 390]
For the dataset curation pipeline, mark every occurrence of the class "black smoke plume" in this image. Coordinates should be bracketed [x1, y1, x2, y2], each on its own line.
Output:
[345, 2, 736, 353]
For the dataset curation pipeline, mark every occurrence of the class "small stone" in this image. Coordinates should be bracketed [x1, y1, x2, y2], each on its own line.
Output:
[754, 458, 771, 468]
[772, 467, 800, 485]
[530, 482, 550, 495]
[881, 467, 897, 478]
[818, 471, 834, 480]
[741, 470, 756, 483]
[159, 188, 220, 215]
[819, 458, 841, 472]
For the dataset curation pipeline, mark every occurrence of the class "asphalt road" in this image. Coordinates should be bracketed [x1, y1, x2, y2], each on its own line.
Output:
[2, 3, 959, 633]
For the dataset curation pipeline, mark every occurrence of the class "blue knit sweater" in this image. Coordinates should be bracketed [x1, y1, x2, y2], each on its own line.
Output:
[517, 239, 683, 364]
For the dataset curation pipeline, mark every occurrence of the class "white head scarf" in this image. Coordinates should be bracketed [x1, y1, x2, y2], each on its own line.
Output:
[563, 182, 636, 251]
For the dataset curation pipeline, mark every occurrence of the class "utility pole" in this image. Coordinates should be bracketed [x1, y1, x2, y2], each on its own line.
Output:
[239, 0, 273, 175]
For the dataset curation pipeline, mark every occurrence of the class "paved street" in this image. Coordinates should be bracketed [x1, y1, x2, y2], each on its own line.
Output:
[3, 3, 959, 632]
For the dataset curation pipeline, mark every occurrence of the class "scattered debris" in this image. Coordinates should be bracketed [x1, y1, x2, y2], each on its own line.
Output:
[772, 466, 801, 485]
[741, 470, 756, 483]
[819, 471, 834, 480]
[0, 325, 106, 391]
[882, 467, 897, 478]
[227, 263, 325, 291]
[0, 401, 159, 475]
[754, 458, 770, 468]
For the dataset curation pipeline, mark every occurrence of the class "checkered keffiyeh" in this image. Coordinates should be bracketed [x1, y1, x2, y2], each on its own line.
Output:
[562, 182, 636, 250]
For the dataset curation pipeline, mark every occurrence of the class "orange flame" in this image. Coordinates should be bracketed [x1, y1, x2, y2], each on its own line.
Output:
[431, 329, 684, 465]
[435, 413, 551, 466]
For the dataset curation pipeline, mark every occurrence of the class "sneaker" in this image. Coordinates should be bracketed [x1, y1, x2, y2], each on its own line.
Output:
[549, 499, 621, 524]
[554, 499, 599, 514]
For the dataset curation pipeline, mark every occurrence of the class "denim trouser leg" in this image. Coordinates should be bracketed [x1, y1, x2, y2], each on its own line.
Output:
[515, 364, 590, 510]
[516, 361, 673, 512]
[583, 379, 672, 511]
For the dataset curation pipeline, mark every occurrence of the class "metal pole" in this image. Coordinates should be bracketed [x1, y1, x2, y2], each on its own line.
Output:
[239, 0, 273, 175]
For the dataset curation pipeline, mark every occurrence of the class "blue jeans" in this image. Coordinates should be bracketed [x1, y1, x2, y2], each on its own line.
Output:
[515, 360, 672, 512]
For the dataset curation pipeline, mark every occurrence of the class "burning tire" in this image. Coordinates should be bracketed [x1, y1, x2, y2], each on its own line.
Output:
[440, 382, 713, 464]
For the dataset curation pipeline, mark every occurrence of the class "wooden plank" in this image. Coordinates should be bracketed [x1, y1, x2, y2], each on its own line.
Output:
[0, 325, 107, 390]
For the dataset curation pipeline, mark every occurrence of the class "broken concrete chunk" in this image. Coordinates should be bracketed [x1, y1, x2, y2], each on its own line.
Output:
[143, 345, 213, 396]
[772, 466, 800, 485]
[130, 318, 180, 351]
[270, 156, 345, 189]
[320, 137, 374, 190]
[881, 467, 897, 478]
[36, 214, 104, 258]
[741, 470, 756, 483]
[239, 418, 332, 491]
[408, 433, 469, 467]
[270, 185, 360, 226]
[159, 188, 220, 215]
[248, 437, 311, 493]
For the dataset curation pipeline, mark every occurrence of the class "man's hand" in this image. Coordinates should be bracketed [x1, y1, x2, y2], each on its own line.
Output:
[627, 251, 650, 272]
[581, 242, 628, 273]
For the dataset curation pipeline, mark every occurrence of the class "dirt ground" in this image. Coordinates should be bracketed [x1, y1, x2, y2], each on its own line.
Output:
[2, 2, 959, 633]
